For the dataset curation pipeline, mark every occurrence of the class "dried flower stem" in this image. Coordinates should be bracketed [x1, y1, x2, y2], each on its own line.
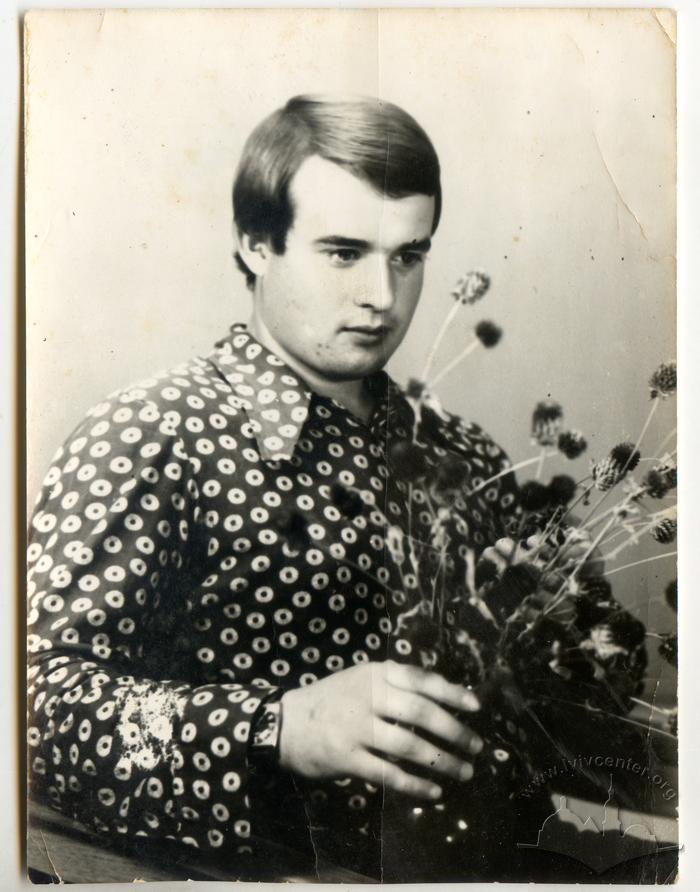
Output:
[629, 696, 676, 716]
[534, 447, 547, 481]
[602, 511, 675, 561]
[544, 514, 618, 616]
[524, 478, 597, 570]
[601, 551, 677, 578]
[653, 427, 677, 458]
[542, 482, 594, 541]
[421, 300, 463, 384]
[598, 526, 631, 551]
[467, 452, 557, 496]
[583, 492, 638, 533]
[429, 340, 479, 389]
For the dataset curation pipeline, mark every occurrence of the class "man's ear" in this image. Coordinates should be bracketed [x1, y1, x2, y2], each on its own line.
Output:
[236, 231, 272, 278]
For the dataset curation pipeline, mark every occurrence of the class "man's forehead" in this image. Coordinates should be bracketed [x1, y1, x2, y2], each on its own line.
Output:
[288, 155, 435, 245]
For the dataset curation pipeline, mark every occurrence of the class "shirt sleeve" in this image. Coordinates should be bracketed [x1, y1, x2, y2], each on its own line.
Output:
[26, 392, 283, 854]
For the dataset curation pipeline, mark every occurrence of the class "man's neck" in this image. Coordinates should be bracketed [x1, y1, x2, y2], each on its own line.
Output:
[247, 315, 377, 425]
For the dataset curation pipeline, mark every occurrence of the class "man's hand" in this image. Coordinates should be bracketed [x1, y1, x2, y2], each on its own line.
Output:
[278, 661, 482, 801]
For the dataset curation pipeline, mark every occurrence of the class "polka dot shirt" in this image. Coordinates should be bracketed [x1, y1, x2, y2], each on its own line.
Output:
[27, 323, 522, 871]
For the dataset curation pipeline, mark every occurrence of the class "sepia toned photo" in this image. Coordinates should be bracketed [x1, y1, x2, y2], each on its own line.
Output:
[24, 8, 678, 884]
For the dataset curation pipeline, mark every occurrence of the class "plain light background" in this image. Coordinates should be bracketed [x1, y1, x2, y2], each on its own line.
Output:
[3, 2, 698, 890]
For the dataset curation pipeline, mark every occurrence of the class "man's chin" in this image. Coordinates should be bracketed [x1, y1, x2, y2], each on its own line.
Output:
[314, 350, 390, 382]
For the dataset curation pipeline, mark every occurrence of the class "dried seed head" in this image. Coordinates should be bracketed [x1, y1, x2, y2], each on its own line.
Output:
[406, 378, 426, 401]
[519, 480, 551, 512]
[531, 400, 564, 446]
[607, 612, 647, 650]
[651, 517, 677, 544]
[658, 634, 677, 666]
[451, 270, 491, 305]
[474, 320, 503, 348]
[591, 442, 641, 491]
[665, 578, 678, 612]
[578, 576, 613, 603]
[642, 469, 672, 499]
[649, 361, 677, 398]
[547, 474, 577, 506]
[557, 429, 588, 460]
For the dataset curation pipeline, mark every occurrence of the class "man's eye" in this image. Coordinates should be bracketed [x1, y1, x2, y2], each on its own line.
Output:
[394, 252, 424, 269]
[327, 248, 361, 265]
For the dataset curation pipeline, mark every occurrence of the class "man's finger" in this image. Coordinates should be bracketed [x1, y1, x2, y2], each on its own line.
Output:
[377, 689, 483, 755]
[384, 661, 480, 712]
[356, 751, 444, 801]
[370, 719, 474, 782]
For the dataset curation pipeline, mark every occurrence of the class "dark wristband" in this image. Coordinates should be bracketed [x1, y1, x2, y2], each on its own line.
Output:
[249, 690, 284, 773]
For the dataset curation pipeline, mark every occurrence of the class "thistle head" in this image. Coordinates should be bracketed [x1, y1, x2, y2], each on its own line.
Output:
[607, 611, 647, 650]
[578, 576, 613, 603]
[451, 269, 491, 305]
[531, 400, 564, 447]
[591, 442, 641, 491]
[649, 361, 677, 399]
[650, 517, 677, 544]
[547, 474, 577, 506]
[406, 378, 426, 401]
[584, 612, 645, 659]
[665, 578, 677, 612]
[658, 634, 677, 666]
[475, 320, 503, 348]
[643, 457, 677, 498]
[519, 480, 550, 512]
[557, 430, 588, 460]
[574, 597, 617, 632]
[642, 468, 672, 499]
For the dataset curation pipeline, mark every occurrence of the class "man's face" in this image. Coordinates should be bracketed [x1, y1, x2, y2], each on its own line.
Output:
[249, 155, 435, 383]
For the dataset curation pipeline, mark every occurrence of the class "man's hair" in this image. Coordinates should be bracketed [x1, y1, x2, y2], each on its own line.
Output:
[232, 94, 442, 289]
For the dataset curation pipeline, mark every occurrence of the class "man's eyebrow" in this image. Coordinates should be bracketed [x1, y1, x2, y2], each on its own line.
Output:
[398, 237, 432, 253]
[313, 236, 372, 249]
[312, 236, 432, 252]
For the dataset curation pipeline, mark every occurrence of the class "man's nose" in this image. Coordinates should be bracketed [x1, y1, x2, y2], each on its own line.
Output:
[355, 259, 396, 311]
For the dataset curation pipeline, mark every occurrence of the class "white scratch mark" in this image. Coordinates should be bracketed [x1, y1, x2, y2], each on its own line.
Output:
[39, 829, 63, 883]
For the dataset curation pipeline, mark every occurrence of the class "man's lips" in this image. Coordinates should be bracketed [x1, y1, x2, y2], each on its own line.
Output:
[343, 325, 390, 336]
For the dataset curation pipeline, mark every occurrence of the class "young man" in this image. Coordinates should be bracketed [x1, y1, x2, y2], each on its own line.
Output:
[27, 95, 551, 881]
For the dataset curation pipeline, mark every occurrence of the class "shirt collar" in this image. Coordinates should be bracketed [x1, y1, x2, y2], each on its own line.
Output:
[209, 323, 415, 461]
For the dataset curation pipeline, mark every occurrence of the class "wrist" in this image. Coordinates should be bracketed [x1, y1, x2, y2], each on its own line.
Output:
[277, 687, 302, 773]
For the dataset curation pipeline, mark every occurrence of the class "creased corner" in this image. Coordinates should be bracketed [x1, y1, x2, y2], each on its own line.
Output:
[651, 9, 676, 49]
